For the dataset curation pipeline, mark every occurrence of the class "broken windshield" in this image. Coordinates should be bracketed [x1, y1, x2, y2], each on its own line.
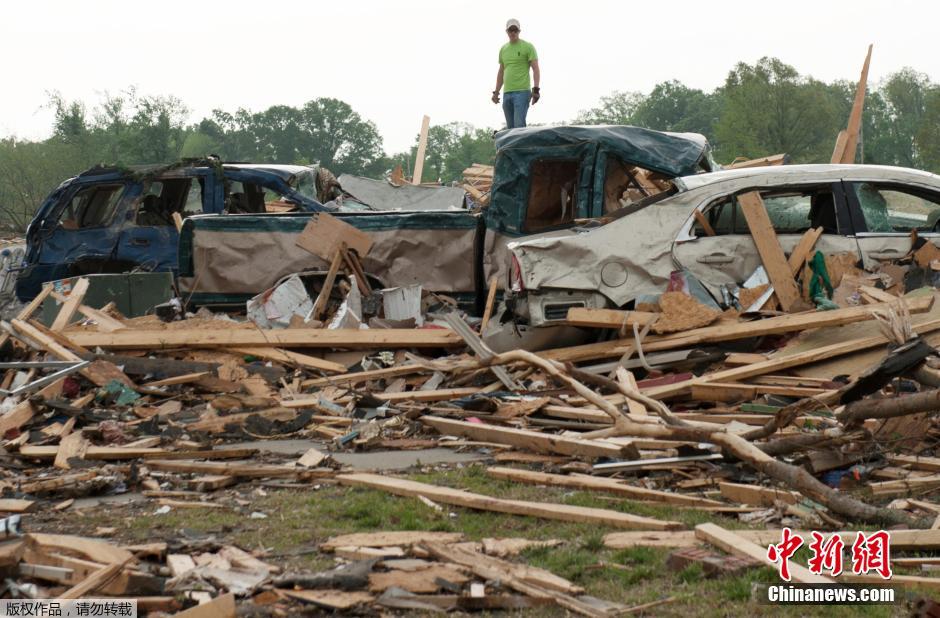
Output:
[291, 170, 318, 202]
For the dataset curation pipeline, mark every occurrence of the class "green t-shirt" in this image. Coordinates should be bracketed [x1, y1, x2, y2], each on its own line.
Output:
[499, 40, 537, 92]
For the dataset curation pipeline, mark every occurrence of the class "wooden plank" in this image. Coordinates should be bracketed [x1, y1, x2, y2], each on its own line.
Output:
[226, 346, 345, 373]
[422, 541, 605, 618]
[50, 277, 90, 332]
[693, 209, 716, 236]
[53, 431, 89, 470]
[833, 44, 873, 164]
[642, 316, 940, 400]
[321, 531, 464, 551]
[542, 296, 934, 364]
[0, 283, 52, 349]
[172, 212, 184, 232]
[564, 308, 659, 329]
[283, 590, 373, 612]
[11, 319, 134, 388]
[172, 593, 236, 617]
[295, 213, 373, 261]
[481, 275, 499, 331]
[603, 531, 699, 549]
[27, 533, 134, 565]
[50, 291, 127, 332]
[737, 192, 803, 311]
[0, 498, 35, 513]
[60, 558, 131, 599]
[412, 114, 431, 185]
[887, 454, 940, 472]
[869, 474, 940, 497]
[339, 473, 680, 531]
[691, 382, 826, 403]
[787, 227, 824, 275]
[0, 401, 34, 436]
[695, 523, 832, 584]
[19, 446, 258, 461]
[857, 285, 898, 303]
[302, 363, 429, 388]
[63, 328, 462, 349]
[142, 371, 210, 388]
[486, 467, 724, 507]
[422, 416, 638, 459]
[311, 245, 345, 321]
[718, 482, 800, 506]
[146, 459, 331, 479]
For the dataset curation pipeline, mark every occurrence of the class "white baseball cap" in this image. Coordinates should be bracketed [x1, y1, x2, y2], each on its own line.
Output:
[505, 19, 521, 30]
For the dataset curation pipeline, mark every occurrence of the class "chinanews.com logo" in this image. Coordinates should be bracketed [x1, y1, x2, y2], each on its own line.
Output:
[761, 528, 895, 605]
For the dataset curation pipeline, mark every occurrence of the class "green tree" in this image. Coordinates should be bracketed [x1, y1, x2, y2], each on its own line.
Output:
[631, 80, 721, 138]
[389, 122, 496, 184]
[574, 91, 645, 125]
[714, 57, 845, 163]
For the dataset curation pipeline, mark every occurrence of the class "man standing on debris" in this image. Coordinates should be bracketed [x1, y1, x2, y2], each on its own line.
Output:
[492, 18, 540, 129]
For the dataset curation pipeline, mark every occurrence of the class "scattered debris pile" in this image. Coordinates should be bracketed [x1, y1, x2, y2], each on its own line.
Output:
[8, 191, 940, 613]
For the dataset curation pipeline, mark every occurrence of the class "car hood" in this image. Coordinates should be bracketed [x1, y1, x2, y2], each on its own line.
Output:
[509, 200, 696, 306]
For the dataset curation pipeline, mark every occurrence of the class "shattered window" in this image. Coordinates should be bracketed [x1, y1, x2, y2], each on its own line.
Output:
[524, 159, 579, 231]
[603, 157, 671, 214]
[696, 188, 834, 236]
[851, 182, 940, 233]
[224, 180, 295, 214]
[58, 184, 125, 229]
[136, 178, 203, 226]
[291, 170, 318, 202]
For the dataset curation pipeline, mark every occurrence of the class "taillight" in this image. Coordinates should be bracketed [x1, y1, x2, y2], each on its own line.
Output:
[510, 254, 525, 292]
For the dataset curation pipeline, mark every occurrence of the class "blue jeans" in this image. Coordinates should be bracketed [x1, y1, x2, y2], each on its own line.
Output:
[502, 90, 530, 129]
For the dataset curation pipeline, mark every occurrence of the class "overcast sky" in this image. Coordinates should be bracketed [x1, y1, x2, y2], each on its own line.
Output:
[1, 0, 937, 154]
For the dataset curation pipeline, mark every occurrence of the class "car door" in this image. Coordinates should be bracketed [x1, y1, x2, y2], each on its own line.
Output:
[844, 180, 940, 272]
[672, 182, 859, 301]
[113, 170, 210, 274]
[30, 179, 140, 284]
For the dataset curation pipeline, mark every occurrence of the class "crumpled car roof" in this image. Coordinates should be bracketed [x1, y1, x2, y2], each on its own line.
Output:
[494, 125, 713, 177]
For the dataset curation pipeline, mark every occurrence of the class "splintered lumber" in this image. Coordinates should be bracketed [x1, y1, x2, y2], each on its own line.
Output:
[718, 482, 800, 506]
[63, 328, 462, 349]
[337, 473, 681, 530]
[422, 416, 639, 459]
[693, 209, 716, 236]
[887, 454, 940, 472]
[422, 542, 605, 618]
[542, 296, 934, 364]
[737, 192, 803, 312]
[50, 291, 126, 332]
[27, 533, 134, 565]
[0, 283, 52, 348]
[695, 523, 832, 584]
[19, 445, 256, 461]
[10, 319, 133, 387]
[832, 44, 873, 164]
[0, 400, 34, 436]
[869, 474, 940, 497]
[173, 593, 236, 617]
[311, 246, 345, 321]
[296, 212, 373, 261]
[60, 557, 131, 599]
[321, 531, 465, 551]
[691, 382, 827, 403]
[53, 432, 89, 470]
[412, 115, 431, 185]
[50, 277, 90, 331]
[486, 467, 724, 507]
[564, 308, 659, 329]
[643, 316, 940, 400]
[481, 276, 499, 331]
[19, 471, 98, 494]
[788, 227, 824, 275]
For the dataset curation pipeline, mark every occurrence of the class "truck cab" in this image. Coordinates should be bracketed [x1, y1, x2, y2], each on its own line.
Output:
[15, 160, 342, 301]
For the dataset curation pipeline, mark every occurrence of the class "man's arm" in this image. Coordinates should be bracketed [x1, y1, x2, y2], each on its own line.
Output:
[492, 65, 504, 103]
[530, 60, 540, 103]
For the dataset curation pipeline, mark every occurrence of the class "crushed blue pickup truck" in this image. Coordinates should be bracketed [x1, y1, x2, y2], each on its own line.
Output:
[16, 126, 716, 317]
